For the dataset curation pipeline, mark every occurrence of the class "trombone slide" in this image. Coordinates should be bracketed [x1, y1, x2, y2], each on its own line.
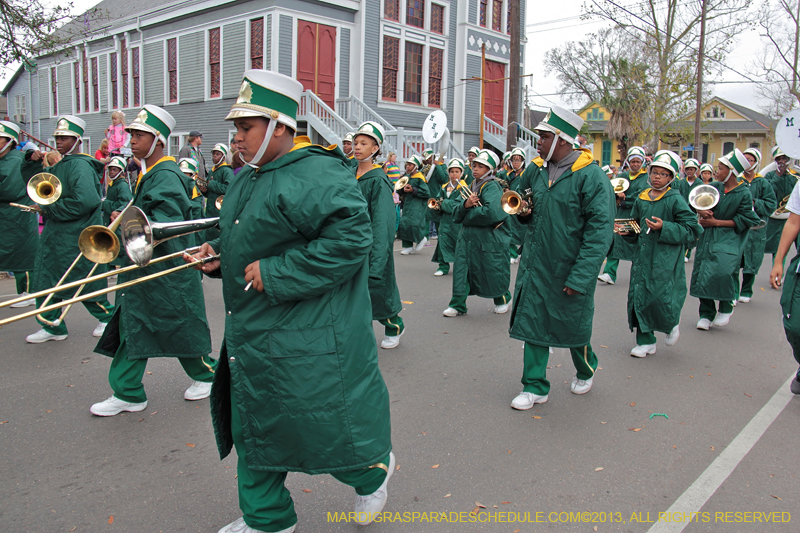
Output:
[614, 218, 641, 234]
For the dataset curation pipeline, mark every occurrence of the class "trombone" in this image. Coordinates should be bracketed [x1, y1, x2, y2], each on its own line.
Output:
[394, 176, 409, 191]
[456, 180, 481, 206]
[215, 196, 224, 210]
[9, 173, 62, 214]
[614, 219, 642, 234]
[427, 198, 441, 210]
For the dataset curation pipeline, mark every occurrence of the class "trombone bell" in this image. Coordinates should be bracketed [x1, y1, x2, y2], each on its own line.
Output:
[78, 226, 121, 264]
[27, 173, 62, 205]
[215, 196, 224, 210]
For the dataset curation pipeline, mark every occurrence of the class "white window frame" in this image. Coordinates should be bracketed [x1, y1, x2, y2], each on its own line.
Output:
[169, 132, 190, 157]
[205, 26, 224, 101]
[163, 38, 181, 105]
[81, 136, 91, 155]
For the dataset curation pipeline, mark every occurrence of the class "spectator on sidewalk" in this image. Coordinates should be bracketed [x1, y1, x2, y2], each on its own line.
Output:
[178, 131, 207, 183]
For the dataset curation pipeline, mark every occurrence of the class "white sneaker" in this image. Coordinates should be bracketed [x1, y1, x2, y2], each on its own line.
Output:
[442, 307, 464, 317]
[493, 303, 510, 314]
[739, 296, 751, 303]
[354, 452, 396, 525]
[90, 396, 147, 416]
[712, 312, 732, 327]
[380, 330, 404, 349]
[414, 237, 428, 251]
[400, 247, 414, 255]
[25, 329, 67, 343]
[597, 273, 615, 285]
[630, 344, 657, 358]
[684, 256, 689, 263]
[184, 381, 212, 400]
[217, 517, 295, 533]
[510, 391, 548, 410]
[731, 299, 738, 307]
[510, 257, 519, 264]
[549, 347, 554, 354]
[665, 325, 680, 346]
[92, 322, 108, 337]
[434, 270, 445, 277]
[9, 293, 35, 308]
[570, 375, 594, 395]
[696, 318, 712, 330]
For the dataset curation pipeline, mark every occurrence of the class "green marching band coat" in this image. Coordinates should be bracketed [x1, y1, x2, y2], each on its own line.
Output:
[101, 176, 133, 267]
[609, 169, 649, 260]
[396, 170, 430, 243]
[0, 150, 39, 272]
[740, 175, 777, 274]
[431, 181, 463, 266]
[30, 153, 109, 299]
[689, 181, 760, 302]
[765, 169, 798, 254]
[677, 178, 706, 250]
[780, 230, 800, 336]
[95, 157, 212, 359]
[203, 162, 233, 242]
[426, 163, 448, 224]
[509, 151, 615, 347]
[356, 164, 402, 320]
[206, 141, 391, 474]
[451, 177, 510, 299]
[626, 188, 703, 334]
[505, 168, 527, 248]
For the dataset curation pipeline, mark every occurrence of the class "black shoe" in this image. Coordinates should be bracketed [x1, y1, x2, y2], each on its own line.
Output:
[791, 376, 800, 395]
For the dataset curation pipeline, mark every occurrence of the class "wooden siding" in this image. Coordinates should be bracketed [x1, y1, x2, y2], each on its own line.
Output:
[179, 31, 204, 103]
[143, 41, 164, 106]
[339, 27, 350, 99]
[278, 14, 293, 77]
[223, 21, 246, 99]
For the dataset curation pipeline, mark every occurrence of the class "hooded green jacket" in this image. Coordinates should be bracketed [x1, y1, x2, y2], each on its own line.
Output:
[509, 151, 615, 347]
[609, 168, 650, 261]
[739, 175, 777, 274]
[689, 180, 761, 301]
[31, 153, 109, 299]
[780, 231, 800, 335]
[205, 141, 391, 474]
[397, 170, 430, 243]
[0, 149, 39, 271]
[95, 157, 212, 360]
[356, 164, 402, 320]
[765, 169, 798, 254]
[431, 179, 463, 265]
[626, 188, 703, 333]
[202, 162, 233, 242]
[504, 167, 527, 246]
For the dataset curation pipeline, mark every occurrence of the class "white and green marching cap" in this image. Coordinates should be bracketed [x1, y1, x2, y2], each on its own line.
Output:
[447, 158, 465, 171]
[407, 154, 423, 169]
[534, 106, 584, 144]
[468, 146, 480, 156]
[343, 132, 354, 143]
[0, 121, 20, 143]
[474, 149, 500, 170]
[178, 157, 198, 176]
[212, 143, 230, 157]
[510, 147, 526, 160]
[355, 121, 385, 145]
[718, 149, 749, 177]
[772, 145, 787, 160]
[502, 151, 512, 162]
[54, 115, 86, 138]
[699, 163, 713, 173]
[601, 164, 612, 174]
[626, 146, 646, 161]
[225, 69, 303, 130]
[422, 149, 435, 159]
[107, 156, 126, 170]
[744, 147, 762, 170]
[684, 158, 700, 169]
[126, 105, 175, 146]
[650, 150, 681, 177]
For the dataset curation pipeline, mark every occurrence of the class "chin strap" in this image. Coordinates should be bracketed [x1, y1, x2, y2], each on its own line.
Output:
[247, 119, 277, 169]
[65, 137, 81, 155]
[358, 148, 379, 164]
[144, 136, 159, 159]
[721, 168, 733, 183]
[543, 137, 559, 161]
[649, 177, 674, 191]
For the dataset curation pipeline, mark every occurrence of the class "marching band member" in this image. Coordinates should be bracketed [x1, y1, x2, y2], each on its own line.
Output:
[598, 146, 649, 285]
[200, 143, 233, 242]
[178, 158, 206, 250]
[506, 147, 527, 264]
[431, 158, 465, 276]
[680, 158, 704, 262]
[442, 149, 511, 317]
[464, 146, 479, 185]
[92, 105, 217, 416]
[736, 148, 777, 303]
[25, 116, 115, 343]
[342, 132, 357, 168]
[621, 151, 702, 357]
[423, 149, 447, 240]
[189, 70, 393, 533]
[0, 121, 39, 308]
[101, 156, 133, 268]
[691, 149, 760, 330]
[353, 121, 406, 349]
[765, 146, 798, 262]
[509, 107, 614, 409]
[397, 154, 430, 255]
[699, 163, 714, 184]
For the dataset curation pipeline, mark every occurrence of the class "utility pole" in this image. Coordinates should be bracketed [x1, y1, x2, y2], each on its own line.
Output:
[479, 43, 486, 149]
[506, 0, 520, 151]
[693, 0, 707, 161]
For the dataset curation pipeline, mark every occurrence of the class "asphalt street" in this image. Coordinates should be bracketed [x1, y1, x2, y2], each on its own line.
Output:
[0, 241, 797, 533]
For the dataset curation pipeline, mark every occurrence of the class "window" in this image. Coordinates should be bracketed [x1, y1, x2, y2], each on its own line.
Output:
[480, 0, 488, 26]
[74, 61, 81, 113]
[209, 28, 221, 98]
[15, 94, 26, 123]
[403, 41, 423, 104]
[749, 142, 760, 148]
[110, 52, 118, 109]
[250, 18, 264, 69]
[507, 1, 512, 33]
[384, 0, 399, 21]
[589, 108, 605, 120]
[121, 39, 129, 108]
[428, 47, 443, 108]
[91, 57, 99, 111]
[382, 36, 400, 101]
[169, 134, 182, 156]
[82, 50, 89, 113]
[723, 141, 734, 154]
[431, 4, 444, 34]
[167, 38, 178, 102]
[492, 0, 503, 32]
[51, 67, 58, 116]
[407, 0, 424, 28]
[132, 47, 140, 107]
[712, 106, 719, 118]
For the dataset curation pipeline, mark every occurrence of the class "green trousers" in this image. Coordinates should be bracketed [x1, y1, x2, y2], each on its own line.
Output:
[401, 240, 413, 248]
[448, 278, 510, 314]
[108, 327, 217, 403]
[378, 314, 404, 337]
[436, 261, 450, 274]
[509, 245, 519, 259]
[784, 330, 800, 380]
[699, 298, 734, 320]
[230, 387, 389, 532]
[630, 310, 657, 344]
[36, 295, 114, 336]
[685, 248, 692, 260]
[521, 342, 598, 396]
[11, 270, 31, 294]
[734, 272, 756, 298]
[603, 258, 618, 281]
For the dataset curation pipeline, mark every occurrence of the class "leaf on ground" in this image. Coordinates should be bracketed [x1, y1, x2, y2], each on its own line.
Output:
[595, 467, 604, 471]
[302, 489, 312, 493]
[771, 495, 782, 500]
[444, 494, 451, 498]
[186, 443, 195, 448]
[708, 373, 712, 376]
[600, 421, 607, 424]
[556, 364, 562, 367]
[761, 287, 765, 291]
[630, 402, 636, 407]
[45, 410, 53, 413]
[138, 419, 144, 422]
[402, 301, 414, 304]
[628, 428, 641, 432]
[0, 421, 8, 424]
[673, 445, 677, 449]
[108, 516, 114, 524]
[395, 464, 400, 471]
[710, 446, 715, 450]
[70, 528, 76, 532]
[475, 501, 486, 508]
[146, 372, 153, 375]
[600, 345, 609, 348]
[150, 411, 157, 415]
[690, 375, 694, 378]
[532, 415, 541, 419]
[67, 385, 74, 387]
[501, 501, 512, 504]
[594, 526, 599, 532]
[421, 431, 427, 435]
[514, 530, 521, 533]
[470, 507, 479, 515]
[744, 393, 752, 397]
[431, 464, 440, 469]
[507, 450, 512, 453]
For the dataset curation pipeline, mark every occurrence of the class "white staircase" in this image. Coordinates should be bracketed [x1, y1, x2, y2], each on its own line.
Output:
[483, 116, 539, 161]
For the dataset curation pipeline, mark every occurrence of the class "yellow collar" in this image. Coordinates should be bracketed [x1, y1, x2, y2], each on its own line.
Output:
[213, 162, 230, 171]
[137, 156, 176, 191]
[629, 169, 646, 180]
[639, 187, 670, 201]
[356, 164, 383, 179]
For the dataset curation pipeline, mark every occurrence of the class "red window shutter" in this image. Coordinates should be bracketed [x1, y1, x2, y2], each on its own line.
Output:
[51, 67, 58, 116]
[110, 52, 118, 109]
[428, 48, 443, 108]
[382, 36, 399, 101]
[74, 61, 81, 113]
[168, 38, 178, 102]
[492, 0, 502, 32]
[92, 57, 99, 111]
[121, 40, 128, 108]
[431, 4, 444, 34]
[209, 28, 221, 98]
[132, 48, 140, 107]
[250, 18, 264, 69]
[82, 50, 89, 113]
[480, 0, 488, 27]
[384, 0, 399, 21]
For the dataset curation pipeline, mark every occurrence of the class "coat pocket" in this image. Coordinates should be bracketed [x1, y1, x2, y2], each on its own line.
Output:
[553, 260, 575, 280]
[269, 326, 336, 358]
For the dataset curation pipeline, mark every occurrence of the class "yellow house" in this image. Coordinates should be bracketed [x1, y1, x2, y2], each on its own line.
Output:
[576, 102, 625, 166]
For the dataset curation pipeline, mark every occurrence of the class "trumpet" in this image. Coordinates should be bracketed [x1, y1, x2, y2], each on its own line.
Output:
[614, 218, 642, 234]
[8, 173, 63, 213]
[9, 202, 43, 214]
[771, 194, 790, 219]
[215, 196, 224, 210]
[427, 198, 441, 210]
[500, 190, 532, 215]
[688, 184, 720, 211]
[195, 175, 209, 188]
[610, 177, 630, 193]
[457, 180, 482, 206]
[394, 176, 409, 191]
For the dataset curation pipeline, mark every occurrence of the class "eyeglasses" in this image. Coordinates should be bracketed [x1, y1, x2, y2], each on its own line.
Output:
[650, 170, 671, 178]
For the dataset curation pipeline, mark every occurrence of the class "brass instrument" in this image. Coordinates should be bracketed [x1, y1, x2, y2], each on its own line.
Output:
[610, 177, 630, 193]
[500, 190, 532, 215]
[688, 184, 721, 211]
[195, 175, 208, 188]
[456, 179, 482, 206]
[215, 196, 224, 210]
[122, 207, 219, 267]
[9, 202, 42, 214]
[394, 176, 409, 191]
[9, 173, 62, 213]
[427, 198, 441, 210]
[771, 194, 791, 220]
[614, 218, 642, 234]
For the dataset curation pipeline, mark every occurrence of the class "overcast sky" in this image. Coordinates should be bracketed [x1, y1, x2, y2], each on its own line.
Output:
[5, 0, 770, 115]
